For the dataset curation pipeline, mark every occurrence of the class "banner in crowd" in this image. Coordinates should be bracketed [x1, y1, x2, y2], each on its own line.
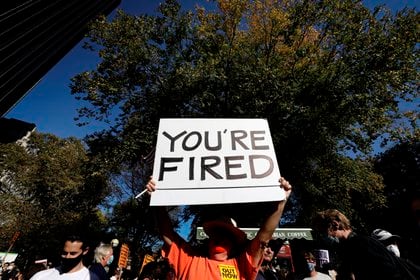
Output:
[118, 244, 129, 268]
[151, 118, 284, 205]
[139, 254, 155, 275]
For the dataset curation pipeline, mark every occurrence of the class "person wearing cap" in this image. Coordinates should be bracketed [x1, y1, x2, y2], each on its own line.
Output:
[145, 177, 292, 280]
[371, 228, 420, 278]
[256, 239, 282, 280]
[312, 209, 419, 280]
[371, 229, 401, 257]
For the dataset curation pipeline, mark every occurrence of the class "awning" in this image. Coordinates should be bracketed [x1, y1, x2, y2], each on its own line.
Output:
[196, 227, 313, 240]
[0, 252, 18, 263]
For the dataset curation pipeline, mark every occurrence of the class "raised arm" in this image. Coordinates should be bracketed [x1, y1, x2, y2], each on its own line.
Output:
[146, 178, 178, 246]
[248, 177, 292, 266]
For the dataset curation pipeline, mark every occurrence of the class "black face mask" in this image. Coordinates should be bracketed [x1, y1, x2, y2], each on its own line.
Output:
[60, 252, 84, 273]
[319, 234, 340, 249]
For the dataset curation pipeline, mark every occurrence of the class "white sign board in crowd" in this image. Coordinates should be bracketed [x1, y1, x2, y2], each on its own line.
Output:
[150, 118, 285, 206]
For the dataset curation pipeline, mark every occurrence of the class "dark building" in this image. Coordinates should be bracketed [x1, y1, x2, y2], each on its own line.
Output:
[0, 117, 35, 143]
[0, 0, 121, 117]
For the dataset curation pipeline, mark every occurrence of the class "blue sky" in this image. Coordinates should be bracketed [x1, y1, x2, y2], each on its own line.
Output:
[5, 0, 418, 139]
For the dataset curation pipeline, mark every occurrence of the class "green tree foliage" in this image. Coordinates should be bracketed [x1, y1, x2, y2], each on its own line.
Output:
[70, 0, 418, 234]
[0, 133, 110, 265]
[109, 197, 183, 273]
[372, 140, 419, 235]
[104, 161, 174, 273]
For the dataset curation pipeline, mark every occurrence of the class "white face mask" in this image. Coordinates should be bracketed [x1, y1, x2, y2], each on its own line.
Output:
[386, 244, 400, 257]
[307, 262, 316, 272]
[106, 255, 114, 266]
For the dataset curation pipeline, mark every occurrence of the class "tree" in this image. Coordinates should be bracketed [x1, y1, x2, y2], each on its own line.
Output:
[0, 133, 110, 266]
[372, 140, 419, 235]
[70, 0, 418, 234]
[105, 160, 171, 274]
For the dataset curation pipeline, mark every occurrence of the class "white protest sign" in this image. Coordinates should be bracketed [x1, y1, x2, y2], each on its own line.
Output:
[150, 118, 284, 205]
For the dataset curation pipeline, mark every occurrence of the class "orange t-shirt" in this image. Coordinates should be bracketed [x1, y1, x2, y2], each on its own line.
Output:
[162, 238, 259, 280]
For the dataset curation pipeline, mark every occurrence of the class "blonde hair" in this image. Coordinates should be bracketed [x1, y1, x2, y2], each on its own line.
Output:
[304, 252, 316, 261]
[313, 209, 352, 233]
[94, 243, 113, 263]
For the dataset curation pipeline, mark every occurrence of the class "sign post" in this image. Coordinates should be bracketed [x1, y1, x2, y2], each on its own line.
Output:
[1, 231, 20, 265]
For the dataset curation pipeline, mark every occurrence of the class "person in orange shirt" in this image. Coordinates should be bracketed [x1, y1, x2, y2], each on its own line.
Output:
[145, 177, 292, 280]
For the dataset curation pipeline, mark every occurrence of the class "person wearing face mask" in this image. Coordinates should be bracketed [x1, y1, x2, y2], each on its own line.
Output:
[371, 228, 420, 278]
[145, 177, 293, 280]
[30, 234, 90, 279]
[371, 229, 401, 257]
[89, 243, 114, 280]
[301, 252, 332, 280]
[312, 209, 419, 280]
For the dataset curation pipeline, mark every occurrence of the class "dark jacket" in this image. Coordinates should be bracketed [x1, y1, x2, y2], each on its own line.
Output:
[255, 267, 279, 280]
[337, 232, 417, 280]
[89, 263, 108, 280]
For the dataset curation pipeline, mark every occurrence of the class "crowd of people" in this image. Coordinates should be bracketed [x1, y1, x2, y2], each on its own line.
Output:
[1, 176, 419, 279]
[312, 209, 420, 280]
[143, 176, 293, 280]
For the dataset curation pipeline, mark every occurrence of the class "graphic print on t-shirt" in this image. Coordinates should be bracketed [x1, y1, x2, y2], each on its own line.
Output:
[219, 264, 239, 280]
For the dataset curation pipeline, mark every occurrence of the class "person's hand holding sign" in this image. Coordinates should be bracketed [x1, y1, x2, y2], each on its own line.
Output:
[142, 118, 293, 280]
[145, 177, 157, 194]
[279, 177, 292, 200]
[144, 175, 293, 280]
